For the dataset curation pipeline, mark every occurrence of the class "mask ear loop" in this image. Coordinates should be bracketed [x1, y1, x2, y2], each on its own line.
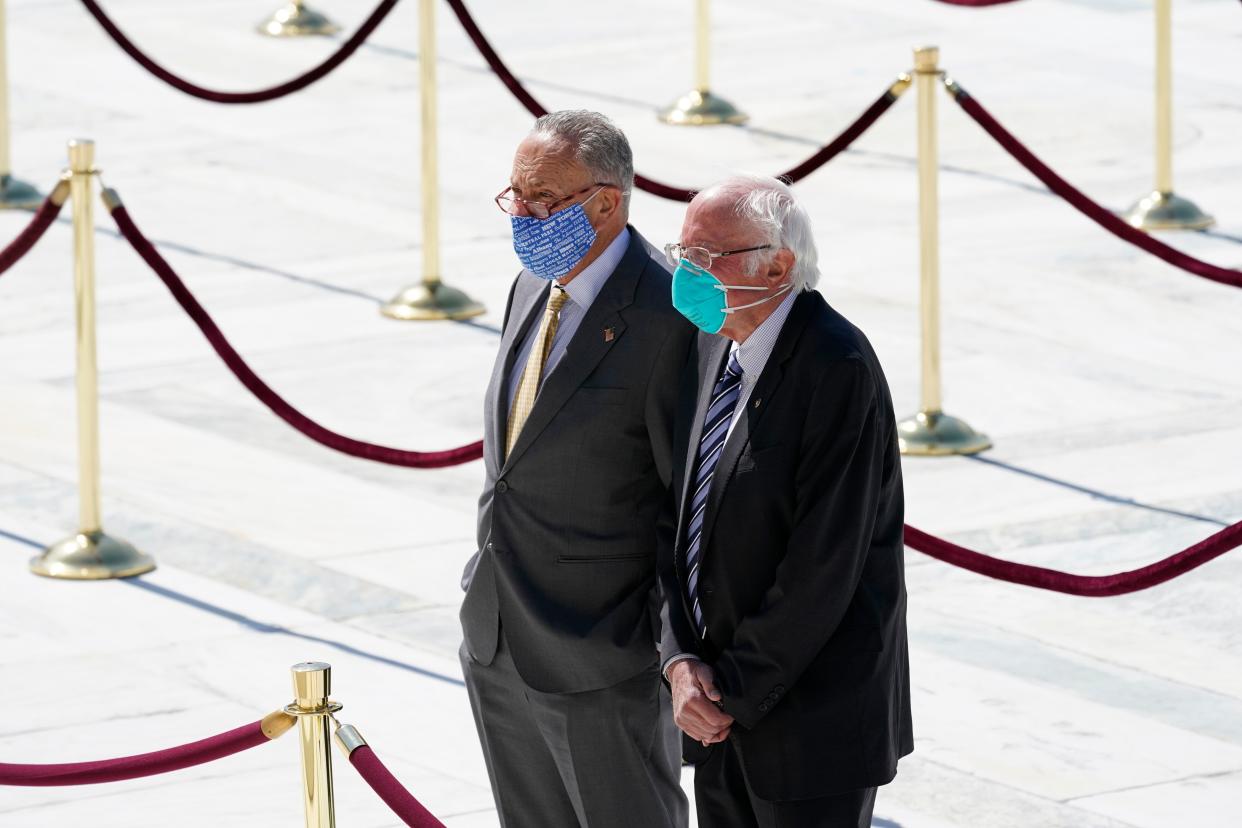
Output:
[580, 186, 605, 208]
[711, 283, 769, 292]
[722, 282, 794, 314]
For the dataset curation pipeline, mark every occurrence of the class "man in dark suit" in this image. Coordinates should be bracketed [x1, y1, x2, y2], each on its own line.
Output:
[459, 110, 693, 827]
[660, 175, 913, 828]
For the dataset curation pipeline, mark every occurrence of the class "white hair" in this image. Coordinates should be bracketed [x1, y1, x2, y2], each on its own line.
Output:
[709, 174, 820, 292]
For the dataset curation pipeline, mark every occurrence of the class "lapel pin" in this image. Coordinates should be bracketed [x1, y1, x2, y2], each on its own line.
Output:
[603, 326, 615, 342]
[753, 398, 762, 409]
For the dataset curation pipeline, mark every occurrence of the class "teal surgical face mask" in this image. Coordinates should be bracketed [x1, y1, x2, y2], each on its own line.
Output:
[671, 258, 792, 334]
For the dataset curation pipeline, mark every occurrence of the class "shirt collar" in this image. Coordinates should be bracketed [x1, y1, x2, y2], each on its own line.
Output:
[731, 289, 799, 378]
[556, 227, 631, 309]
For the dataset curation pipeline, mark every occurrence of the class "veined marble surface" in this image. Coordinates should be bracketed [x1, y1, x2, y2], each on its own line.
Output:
[2, 0, 1241, 825]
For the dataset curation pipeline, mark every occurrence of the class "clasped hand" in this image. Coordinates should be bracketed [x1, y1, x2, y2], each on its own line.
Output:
[668, 660, 733, 746]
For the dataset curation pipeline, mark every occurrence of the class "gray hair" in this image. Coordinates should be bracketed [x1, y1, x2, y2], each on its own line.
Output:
[531, 110, 634, 212]
[710, 174, 820, 292]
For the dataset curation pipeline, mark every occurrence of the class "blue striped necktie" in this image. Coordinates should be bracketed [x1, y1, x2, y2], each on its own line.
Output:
[685, 350, 743, 638]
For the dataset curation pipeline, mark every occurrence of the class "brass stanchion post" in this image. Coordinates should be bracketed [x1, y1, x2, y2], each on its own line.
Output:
[657, 0, 748, 126]
[1122, 0, 1213, 231]
[896, 47, 990, 457]
[0, 0, 40, 209]
[29, 140, 155, 579]
[381, 0, 485, 321]
[288, 662, 341, 828]
[258, 0, 340, 37]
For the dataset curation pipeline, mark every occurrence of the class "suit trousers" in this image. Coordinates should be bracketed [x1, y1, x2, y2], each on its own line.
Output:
[460, 632, 687, 828]
[694, 739, 876, 828]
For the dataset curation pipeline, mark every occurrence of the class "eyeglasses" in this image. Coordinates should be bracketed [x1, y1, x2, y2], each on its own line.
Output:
[663, 242, 772, 271]
[495, 183, 614, 219]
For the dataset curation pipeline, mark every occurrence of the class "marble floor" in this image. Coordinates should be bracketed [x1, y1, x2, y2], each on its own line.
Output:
[2, 0, 1241, 825]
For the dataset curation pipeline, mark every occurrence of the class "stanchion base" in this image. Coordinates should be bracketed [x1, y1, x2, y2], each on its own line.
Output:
[257, 2, 340, 37]
[1122, 190, 1214, 232]
[657, 89, 749, 126]
[381, 281, 487, 321]
[897, 410, 991, 457]
[0, 175, 43, 210]
[30, 530, 155, 580]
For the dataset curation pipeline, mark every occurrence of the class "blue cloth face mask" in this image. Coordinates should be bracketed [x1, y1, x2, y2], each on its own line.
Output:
[671, 258, 793, 334]
[509, 188, 603, 280]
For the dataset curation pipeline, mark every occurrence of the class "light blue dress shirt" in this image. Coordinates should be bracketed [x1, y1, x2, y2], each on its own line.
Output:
[505, 228, 631, 410]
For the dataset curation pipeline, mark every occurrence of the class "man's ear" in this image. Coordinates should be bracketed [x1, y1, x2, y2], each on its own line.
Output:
[767, 248, 795, 285]
[593, 186, 623, 223]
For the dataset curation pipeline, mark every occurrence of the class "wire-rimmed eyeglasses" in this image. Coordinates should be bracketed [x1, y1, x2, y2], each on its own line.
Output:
[663, 242, 773, 271]
[495, 183, 615, 219]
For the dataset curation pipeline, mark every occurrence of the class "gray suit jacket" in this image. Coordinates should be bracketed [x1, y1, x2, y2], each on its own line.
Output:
[461, 229, 696, 694]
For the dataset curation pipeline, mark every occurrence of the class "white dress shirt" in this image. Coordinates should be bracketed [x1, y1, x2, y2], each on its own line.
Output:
[724, 288, 798, 443]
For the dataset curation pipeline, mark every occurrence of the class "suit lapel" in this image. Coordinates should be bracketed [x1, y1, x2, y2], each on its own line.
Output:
[491, 281, 546, 471]
[499, 234, 645, 473]
[698, 292, 816, 554]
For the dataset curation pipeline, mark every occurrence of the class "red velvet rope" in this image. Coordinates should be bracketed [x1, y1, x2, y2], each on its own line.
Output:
[443, 0, 546, 119]
[930, 0, 1025, 5]
[348, 745, 446, 828]
[777, 91, 901, 185]
[443, 0, 900, 201]
[905, 520, 1242, 596]
[0, 186, 67, 276]
[950, 87, 1242, 290]
[77, 0, 400, 104]
[0, 719, 270, 786]
[107, 201, 483, 469]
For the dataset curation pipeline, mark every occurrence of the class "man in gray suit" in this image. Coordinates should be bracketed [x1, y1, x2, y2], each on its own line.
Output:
[459, 110, 693, 827]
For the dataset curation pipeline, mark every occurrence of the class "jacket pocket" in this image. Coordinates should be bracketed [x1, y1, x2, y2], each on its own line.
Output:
[831, 625, 884, 653]
[737, 442, 783, 473]
[557, 552, 649, 564]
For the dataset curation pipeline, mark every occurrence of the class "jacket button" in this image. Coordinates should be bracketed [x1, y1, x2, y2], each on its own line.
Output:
[486, 542, 496, 553]
[774, 684, 785, 694]
[702, 585, 714, 596]
[758, 702, 769, 712]
[496, 480, 509, 493]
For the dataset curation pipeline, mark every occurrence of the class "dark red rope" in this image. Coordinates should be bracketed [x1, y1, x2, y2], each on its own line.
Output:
[443, 0, 547, 119]
[107, 201, 483, 469]
[349, 745, 446, 828]
[777, 92, 901, 184]
[905, 520, 1242, 596]
[0, 186, 67, 276]
[0, 719, 270, 786]
[443, 0, 899, 201]
[951, 87, 1242, 290]
[930, 0, 1025, 6]
[78, 0, 400, 104]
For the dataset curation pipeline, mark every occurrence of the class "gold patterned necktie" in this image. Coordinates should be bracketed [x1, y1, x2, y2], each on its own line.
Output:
[506, 285, 571, 457]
